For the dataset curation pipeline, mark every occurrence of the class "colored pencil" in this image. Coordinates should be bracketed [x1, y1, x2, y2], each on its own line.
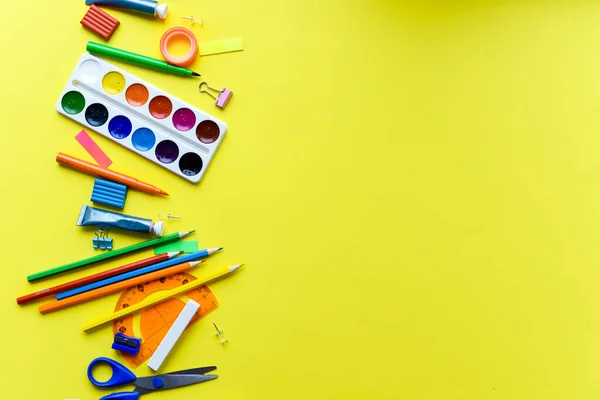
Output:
[57, 248, 221, 299]
[83, 264, 244, 332]
[27, 231, 194, 282]
[39, 260, 202, 314]
[56, 152, 168, 196]
[17, 252, 181, 305]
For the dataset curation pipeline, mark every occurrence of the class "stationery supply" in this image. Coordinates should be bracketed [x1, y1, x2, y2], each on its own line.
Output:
[157, 212, 182, 221]
[75, 130, 113, 168]
[112, 333, 142, 355]
[57, 248, 219, 299]
[198, 38, 243, 57]
[93, 230, 113, 250]
[81, 5, 120, 41]
[181, 16, 203, 26]
[17, 252, 179, 305]
[39, 261, 200, 313]
[27, 230, 194, 281]
[113, 273, 218, 369]
[148, 299, 200, 371]
[84, 264, 243, 331]
[57, 53, 227, 183]
[154, 240, 198, 254]
[78, 205, 164, 236]
[91, 178, 128, 209]
[213, 322, 228, 344]
[85, 0, 168, 19]
[87, 42, 200, 77]
[57, 153, 168, 196]
[199, 82, 233, 109]
[22, 1, 247, 392]
[160, 27, 198, 67]
[87, 357, 217, 398]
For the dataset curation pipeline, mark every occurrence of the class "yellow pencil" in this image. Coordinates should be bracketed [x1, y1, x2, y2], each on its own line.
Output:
[83, 264, 244, 332]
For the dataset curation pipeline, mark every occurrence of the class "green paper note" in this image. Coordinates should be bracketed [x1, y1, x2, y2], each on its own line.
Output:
[154, 240, 199, 254]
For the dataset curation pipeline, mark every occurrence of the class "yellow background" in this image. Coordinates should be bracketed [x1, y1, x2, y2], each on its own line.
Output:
[2, 0, 600, 398]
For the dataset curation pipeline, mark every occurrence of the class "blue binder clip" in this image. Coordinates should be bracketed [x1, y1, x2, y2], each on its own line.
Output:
[93, 230, 113, 251]
[112, 333, 141, 355]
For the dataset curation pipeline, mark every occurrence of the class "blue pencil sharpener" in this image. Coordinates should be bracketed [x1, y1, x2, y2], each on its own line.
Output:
[112, 333, 141, 355]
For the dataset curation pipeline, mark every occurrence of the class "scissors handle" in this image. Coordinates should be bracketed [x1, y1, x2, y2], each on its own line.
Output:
[88, 357, 137, 387]
[100, 392, 140, 400]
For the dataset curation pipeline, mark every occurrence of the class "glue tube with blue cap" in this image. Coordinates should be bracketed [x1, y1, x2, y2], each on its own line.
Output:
[85, 0, 168, 19]
[77, 205, 164, 236]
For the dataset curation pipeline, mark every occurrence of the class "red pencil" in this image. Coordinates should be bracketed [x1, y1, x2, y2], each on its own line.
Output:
[16, 251, 181, 305]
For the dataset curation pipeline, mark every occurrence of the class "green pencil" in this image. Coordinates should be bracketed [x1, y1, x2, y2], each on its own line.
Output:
[27, 231, 195, 282]
[87, 41, 200, 77]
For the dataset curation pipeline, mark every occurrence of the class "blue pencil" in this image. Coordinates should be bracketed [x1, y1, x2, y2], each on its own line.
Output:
[56, 248, 222, 300]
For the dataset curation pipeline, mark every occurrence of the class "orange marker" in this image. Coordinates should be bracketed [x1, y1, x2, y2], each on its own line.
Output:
[39, 260, 203, 314]
[56, 152, 168, 196]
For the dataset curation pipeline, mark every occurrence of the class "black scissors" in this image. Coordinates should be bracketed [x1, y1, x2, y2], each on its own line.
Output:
[87, 357, 217, 399]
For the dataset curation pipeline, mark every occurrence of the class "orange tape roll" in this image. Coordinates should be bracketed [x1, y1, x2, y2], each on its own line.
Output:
[160, 27, 198, 67]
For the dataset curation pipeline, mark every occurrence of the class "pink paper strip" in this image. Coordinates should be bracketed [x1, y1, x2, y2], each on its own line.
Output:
[75, 130, 113, 168]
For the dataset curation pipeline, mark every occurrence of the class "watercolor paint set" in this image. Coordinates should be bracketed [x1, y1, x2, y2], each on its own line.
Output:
[56, 53, 227, 183]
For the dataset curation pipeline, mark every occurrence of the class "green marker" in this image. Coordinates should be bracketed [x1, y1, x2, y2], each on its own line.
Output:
[27, 231, 195, 282]
[87, 42, 200, 77]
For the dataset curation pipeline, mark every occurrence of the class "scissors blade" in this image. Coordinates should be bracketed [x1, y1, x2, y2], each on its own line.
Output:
[168, 366, 217, 375]
[135, 373, 218, 393]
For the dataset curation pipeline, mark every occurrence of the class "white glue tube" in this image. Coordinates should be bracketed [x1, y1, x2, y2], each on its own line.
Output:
[147, 299, 200, 371]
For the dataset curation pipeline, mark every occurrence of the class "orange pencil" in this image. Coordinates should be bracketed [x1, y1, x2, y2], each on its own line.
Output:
[17, 252, 181, 305]
[39, 260, 203, 314]
[56, 152, 168, 196]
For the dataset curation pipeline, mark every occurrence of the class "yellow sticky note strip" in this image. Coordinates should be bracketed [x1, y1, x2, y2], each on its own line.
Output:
[199, 38, 243, 56]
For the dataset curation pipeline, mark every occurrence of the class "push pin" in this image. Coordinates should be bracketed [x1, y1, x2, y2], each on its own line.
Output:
[93, 230, 113, 251]
[213, 322, 228, 344]
[181, 16, 203, 26]
[199, 82, 233, 109]
[158, 212, 182, 222]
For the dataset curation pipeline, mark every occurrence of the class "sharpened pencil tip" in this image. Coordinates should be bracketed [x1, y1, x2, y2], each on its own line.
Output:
[166, 251, 183, 259]
[189, 260, 205, 267]
[230, 264, 244, 272]
[218, 247, 223, 251]
[181, 230, 196, 238]
[192, 72, 200, 76]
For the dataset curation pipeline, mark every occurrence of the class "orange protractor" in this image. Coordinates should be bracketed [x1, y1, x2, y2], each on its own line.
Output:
[112, 272, 218, 369]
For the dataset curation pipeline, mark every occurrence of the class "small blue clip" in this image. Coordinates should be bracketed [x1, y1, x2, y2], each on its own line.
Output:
[112, 333, 141, 355]
[93, 230, 113, 251]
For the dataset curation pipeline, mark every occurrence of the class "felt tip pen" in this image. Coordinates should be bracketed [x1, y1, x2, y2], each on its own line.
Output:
[56, 153, 168, 196]
[87, 42, 200, 77]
